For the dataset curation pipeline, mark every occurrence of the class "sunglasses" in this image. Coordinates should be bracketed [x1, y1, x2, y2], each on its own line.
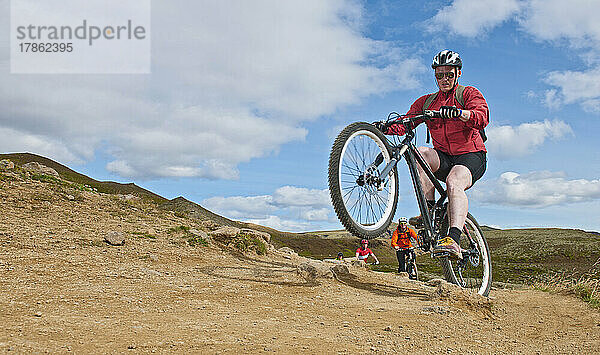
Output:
[435, 71, 455, 80]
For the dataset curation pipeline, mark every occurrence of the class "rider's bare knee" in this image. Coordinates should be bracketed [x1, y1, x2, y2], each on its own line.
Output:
[417, 146, 433, 157]
[446, 169, 472, 192]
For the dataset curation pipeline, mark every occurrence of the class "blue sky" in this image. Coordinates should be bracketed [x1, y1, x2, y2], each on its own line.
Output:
[1, 0, 599, 232]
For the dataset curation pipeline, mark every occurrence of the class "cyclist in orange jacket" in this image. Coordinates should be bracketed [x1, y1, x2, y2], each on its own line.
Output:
[391, 217, 418, 274]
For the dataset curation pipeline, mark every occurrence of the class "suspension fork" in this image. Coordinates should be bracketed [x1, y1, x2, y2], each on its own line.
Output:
[375, 144, 408, 179]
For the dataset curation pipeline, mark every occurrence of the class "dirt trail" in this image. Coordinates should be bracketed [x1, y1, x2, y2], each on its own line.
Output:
[1, 177, 600, 354]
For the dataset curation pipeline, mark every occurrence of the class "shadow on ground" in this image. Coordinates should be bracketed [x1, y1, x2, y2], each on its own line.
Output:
[196, 264, 320, 287]
[332, 269, 431, 300]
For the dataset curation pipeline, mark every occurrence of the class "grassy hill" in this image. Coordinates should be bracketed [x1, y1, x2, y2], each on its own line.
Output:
[301, 226, 600, 285]
[0, 153, 166, 203]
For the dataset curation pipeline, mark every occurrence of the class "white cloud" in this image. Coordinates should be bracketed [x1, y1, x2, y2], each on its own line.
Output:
[245, 215, 315, 232]
[518, 1, 600, 111]
[519, 0, 600, 45]
[0, 127, 88, 164]
[299, 207, 332, 221]
[485, 119, 572, 159]
[0, 0, 424, 179]
[471, 171, 600, 207]
[102, 106, 307, 179]
[105, 160, 136, 178]
[201, 185, 334, 231]
[428, 0, 523, 37]
[542, 69, 600, 112]
[272, 186, 330, 207]
[524, 90, 537, 100]
[201, 195, 275, 219]
[429, 0, 600, 44]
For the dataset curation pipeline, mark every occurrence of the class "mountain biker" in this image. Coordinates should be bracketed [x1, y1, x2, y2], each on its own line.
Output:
[336, 252, 344, 261]
[391, 217, 418, 276]
[355, 239, 379, 264]
[376, 50, 489, 260]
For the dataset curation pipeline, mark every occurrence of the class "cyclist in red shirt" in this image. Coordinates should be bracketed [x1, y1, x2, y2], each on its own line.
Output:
[391, 217, 418, 275]
[355, 239, 379, 264]
[378, 50, 489, 260]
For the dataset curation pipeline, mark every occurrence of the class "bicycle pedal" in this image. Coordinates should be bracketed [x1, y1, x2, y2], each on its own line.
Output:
[433, 250, 462, 260]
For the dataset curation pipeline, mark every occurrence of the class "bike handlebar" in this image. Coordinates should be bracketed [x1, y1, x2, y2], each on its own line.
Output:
[384, 110, 441, 131]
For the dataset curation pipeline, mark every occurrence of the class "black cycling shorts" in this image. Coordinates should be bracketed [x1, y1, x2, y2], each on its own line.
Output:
[433, 150, 487, 185]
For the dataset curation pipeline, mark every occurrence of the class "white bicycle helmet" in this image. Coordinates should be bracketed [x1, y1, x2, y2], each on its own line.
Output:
[432, 50, 462, 69]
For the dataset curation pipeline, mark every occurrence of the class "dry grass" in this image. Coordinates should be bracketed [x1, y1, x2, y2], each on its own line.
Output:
[534, 258, 600, 309]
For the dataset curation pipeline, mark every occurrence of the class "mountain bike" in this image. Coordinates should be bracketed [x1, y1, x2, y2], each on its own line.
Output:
[405, 247, 418, 281]
[328, 110, 492, 296]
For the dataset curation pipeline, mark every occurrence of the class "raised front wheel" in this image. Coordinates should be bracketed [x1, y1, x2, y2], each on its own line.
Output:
[328, 122, 399, 238]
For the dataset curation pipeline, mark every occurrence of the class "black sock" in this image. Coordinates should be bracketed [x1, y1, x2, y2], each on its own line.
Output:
[448, 227, 461, 243]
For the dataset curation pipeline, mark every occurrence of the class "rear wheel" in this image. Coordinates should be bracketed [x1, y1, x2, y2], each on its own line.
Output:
[439, 213, 492, 296]
[328, 122, 399, 238]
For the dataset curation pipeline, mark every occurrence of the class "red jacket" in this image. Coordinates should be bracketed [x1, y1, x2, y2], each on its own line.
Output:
[387, 85, 489, 155]
[356, 247, 374, 260]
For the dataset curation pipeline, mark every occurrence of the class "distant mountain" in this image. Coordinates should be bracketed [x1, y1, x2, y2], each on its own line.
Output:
[160, 196, 239, 226]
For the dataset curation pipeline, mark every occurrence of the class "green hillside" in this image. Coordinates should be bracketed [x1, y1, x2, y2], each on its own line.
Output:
[0, 153, 166, 203]
[302, 227, 600, 285]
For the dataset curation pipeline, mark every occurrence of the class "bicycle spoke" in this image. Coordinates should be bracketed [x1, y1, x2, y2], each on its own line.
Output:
[341, 179, 359, 184]
[342, 185, 359, 204]
[345, 160, 362, 179]
[350, 138, 362, 169]
[372, 192, 387, 216]
[367, 193, 378, 224]
[345, 189, 360, 209]
[357, 188, 366, 223]
[347, 189, 362, 215]
[449, 218, 488, 294]
[346, 146, 363, 172]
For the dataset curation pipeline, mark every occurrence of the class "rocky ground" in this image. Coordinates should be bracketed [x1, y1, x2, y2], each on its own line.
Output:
[1, 161, 599, 354]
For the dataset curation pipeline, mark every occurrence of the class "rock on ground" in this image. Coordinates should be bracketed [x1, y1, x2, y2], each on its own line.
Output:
[189, 229, 211, 242]
[277, 247, 297, 256]
[239, 228, 271, 243]
[351, 259, 367, 267]
[104, 231, 125, 246]
[208, 226, 241, 239]
[297, 260, 335, 280]
[330, 264, 350, 276]
[0, 159, 15, 170]
[21, 162, 60, 178]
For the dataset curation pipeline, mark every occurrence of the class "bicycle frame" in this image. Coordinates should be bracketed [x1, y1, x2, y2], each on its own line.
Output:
[376, 120, 448, 245]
